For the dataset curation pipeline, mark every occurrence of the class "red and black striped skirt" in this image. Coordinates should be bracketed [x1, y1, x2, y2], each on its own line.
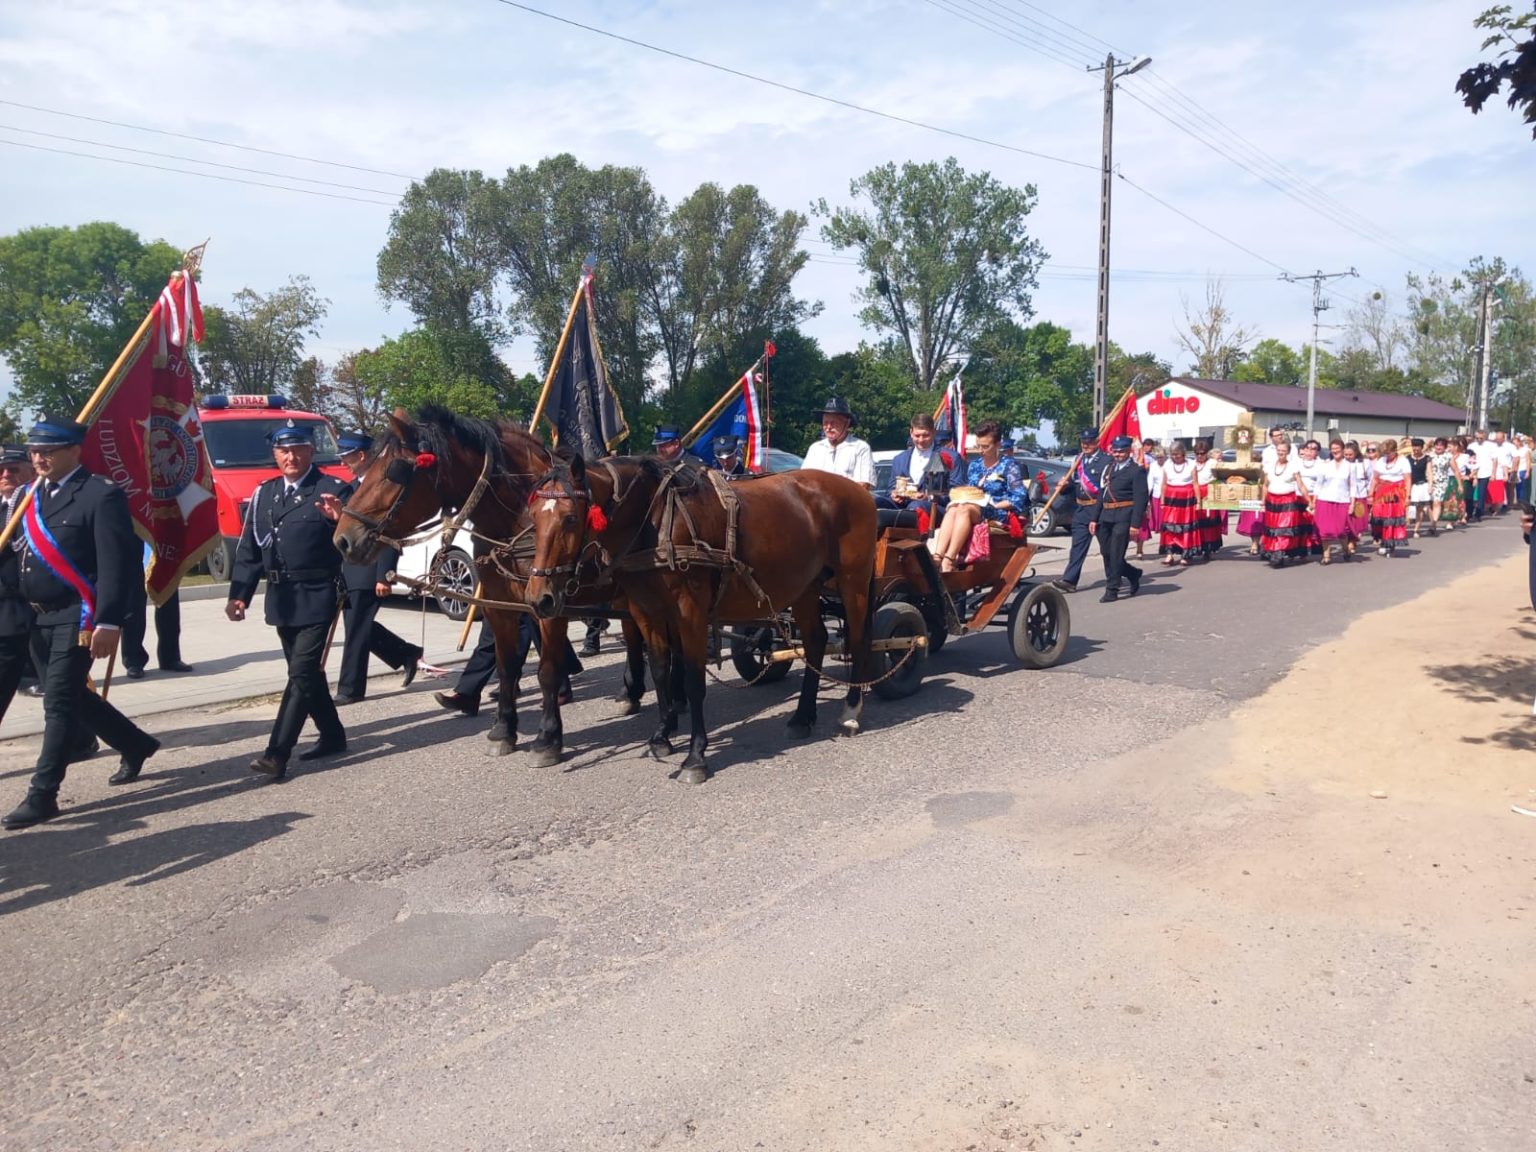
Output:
[1159, 483, 1201, 554]
[1261, 491, 1311, 557]
[1371, 481, 1408, 542]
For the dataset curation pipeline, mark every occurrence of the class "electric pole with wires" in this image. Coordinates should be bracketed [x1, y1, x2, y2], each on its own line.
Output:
[1281, 268, 1358, 440]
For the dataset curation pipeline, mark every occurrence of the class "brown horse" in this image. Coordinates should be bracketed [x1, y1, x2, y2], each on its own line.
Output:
[523, 453, 878, 783]
[331, 406, 660, 763]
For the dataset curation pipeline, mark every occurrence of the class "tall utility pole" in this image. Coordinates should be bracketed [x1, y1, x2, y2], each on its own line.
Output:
[1471, 281, 1501, 432]
[1281, 268, 1357, 440]
[1088, 52, 1151, 426]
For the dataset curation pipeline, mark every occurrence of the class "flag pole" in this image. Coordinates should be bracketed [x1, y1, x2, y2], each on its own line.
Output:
[1033, 387, 1136, 531]
[681, 354, 765, 449]
[457, 592, 480, 651]
[0, 264, 192, 555]
[529, 279, 586, 436]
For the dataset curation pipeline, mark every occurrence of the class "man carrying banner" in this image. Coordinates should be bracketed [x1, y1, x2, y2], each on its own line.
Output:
[1052, 429, 1114, 594]
[3, 416, 161, 830]
[226, 422, 351, 779]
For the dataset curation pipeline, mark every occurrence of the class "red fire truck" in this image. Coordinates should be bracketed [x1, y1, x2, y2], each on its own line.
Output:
[197, 393, 348, 581]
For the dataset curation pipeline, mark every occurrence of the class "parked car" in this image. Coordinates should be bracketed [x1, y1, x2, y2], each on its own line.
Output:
[1018, 456, 1073, 535]
[389, 527, 476, 621]
[760, 447, 803, 473]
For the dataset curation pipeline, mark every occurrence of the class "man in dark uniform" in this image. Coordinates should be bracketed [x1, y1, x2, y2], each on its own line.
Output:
[4, 417, 161, 829]
[334, 432, 422, 704]
[1088, 435, 1148, 603]
[0, 445, 37, 725]
[709, 434, 748, 477]
[121, 542, 193, 678]
[1052, 429, 1113, 594]
[226, 421, 350, 779]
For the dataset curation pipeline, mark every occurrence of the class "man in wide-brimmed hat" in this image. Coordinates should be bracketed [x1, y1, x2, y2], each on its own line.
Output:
[802, 395, 874, 489]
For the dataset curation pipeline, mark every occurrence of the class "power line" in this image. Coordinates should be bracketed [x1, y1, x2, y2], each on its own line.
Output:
[0, 97, 416, 181]
[919, 0, 1087, 69]
[991, 0, 1125, 57]
[0, 123, 404, 197]
[0, 137, 400, 207]
[1114, 172, 1291, 274]
[485, 0, 1099, 171]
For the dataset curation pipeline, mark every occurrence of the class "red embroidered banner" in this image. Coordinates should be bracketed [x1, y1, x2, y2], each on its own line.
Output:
[80, 272, 218, 605]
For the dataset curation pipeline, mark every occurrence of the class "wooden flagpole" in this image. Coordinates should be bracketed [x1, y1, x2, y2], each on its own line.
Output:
[457, 588, 481, 651]
[528, 279, 587, 436]
[1033, 387, 1136, 529]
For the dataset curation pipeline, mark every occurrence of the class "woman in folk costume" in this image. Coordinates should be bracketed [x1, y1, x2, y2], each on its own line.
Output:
[1260, 438, 1312, 568]
[1192, 440, 1225, 558]
[1438, 436, 1467, 528]
[1368, 438, 1412, 556]
[1344, 441, 1371, 550]
[1310, 439, 1358, 565]
[1157, 441, 1201, 566]
[1239, 425, 1288, 556]
[1136, 439, 1164, 560]
[1294, 439, 1327, 556]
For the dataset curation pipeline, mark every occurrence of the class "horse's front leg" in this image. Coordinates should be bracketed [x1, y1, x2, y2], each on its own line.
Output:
[675, 600, 713, 784]
[643, 623, 676, 759]
[485, 609, 526, 756]
[836, 579, 873, 737]
[527, 616, 569, 768]
[617, 615, 646, 717]
[787, 595, 824, 739]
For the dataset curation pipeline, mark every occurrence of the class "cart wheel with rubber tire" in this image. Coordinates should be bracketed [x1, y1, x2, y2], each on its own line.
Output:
[431, 548, 476, 621]
[1007, 582, 1069, 668]
[730, 627, 792, 685]
[870, 601, 927, 700]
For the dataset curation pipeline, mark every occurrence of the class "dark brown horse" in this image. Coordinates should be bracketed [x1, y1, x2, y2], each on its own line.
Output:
[523, 453, 878, 783]
[331, 406, 659, 764]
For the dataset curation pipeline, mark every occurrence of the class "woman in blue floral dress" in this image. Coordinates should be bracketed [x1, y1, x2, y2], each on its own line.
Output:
[931, 421, 1028, 572]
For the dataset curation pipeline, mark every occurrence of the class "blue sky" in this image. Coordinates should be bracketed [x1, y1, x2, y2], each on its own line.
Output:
[0, 0, 1531, 408]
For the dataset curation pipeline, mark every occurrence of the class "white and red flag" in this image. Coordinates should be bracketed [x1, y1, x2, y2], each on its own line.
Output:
[933, 371, 968, 450]
[80, 270, 218, 604]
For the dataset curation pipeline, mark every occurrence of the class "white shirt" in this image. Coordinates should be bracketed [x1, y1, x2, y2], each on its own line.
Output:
[1473, 440, 1497, 478]
[1312, 459, 1355, 504]
[1146, 459, 1166, 497]
[1372, 455, 1411, 484]
[1195, 459, 1215, 486]
[908, 446, 932, 481]
[1455, 451, 1474, 479]
[1261, 442, 1280, 470]
[1348, 459, 1371, 498]
[1518, 443, 1532, 475]
[1264, 458, 1304, 495]
[802, 436, 875, 487]
[1297, 455, 1327, 488]
[1161, 459, 1196, 487]
[1496, 441, 1516, 478]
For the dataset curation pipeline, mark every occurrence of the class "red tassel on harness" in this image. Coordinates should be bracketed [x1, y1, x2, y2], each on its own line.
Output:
[586, 505, 608, 533]
[1006, 511, 1023, 539]
[915, 506, 931, 535]
[414, 452, 437, 469]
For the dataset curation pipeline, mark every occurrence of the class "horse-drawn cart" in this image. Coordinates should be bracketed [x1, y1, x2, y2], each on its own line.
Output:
[728, 520, 1070, 699]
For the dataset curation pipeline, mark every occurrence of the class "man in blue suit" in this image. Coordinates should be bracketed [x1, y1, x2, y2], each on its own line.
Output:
[876, 413, 967, 521]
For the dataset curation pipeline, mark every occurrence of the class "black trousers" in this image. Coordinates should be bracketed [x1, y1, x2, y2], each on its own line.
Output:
[0, 631, 29, 727]
[122, 590, 182, 672]
[455, 614, 579, 699]
[1095, 520, 1139, 594]
[1061, 508, 1097, 586]
[269, 622, 344, 760]
[338, 590, 420, 699]
[28, 622, 155, 795]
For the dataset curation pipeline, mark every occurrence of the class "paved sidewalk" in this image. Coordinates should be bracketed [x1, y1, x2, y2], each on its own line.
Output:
[0, 539, 1073, 741]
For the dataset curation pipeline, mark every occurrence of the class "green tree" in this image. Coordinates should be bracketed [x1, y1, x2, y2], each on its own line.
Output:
[344, 329, 505, 421]
[679, 326, 831, 454]
[377, 169, 508, 344]
[1457, 4, 1536, 139]
[0, 222, 181, 418]
[962, 320, 1093, 437]
[500, 155, 667, 420]
[1232, 338, 1305, 386]
[820, 344, 922, 451]
[816, 157, 1045, 391]
[199, 276, 329, 396]
[648, 181, 818, 401]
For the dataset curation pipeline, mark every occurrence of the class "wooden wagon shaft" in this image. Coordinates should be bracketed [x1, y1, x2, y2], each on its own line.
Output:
[767, 635, 928, 663]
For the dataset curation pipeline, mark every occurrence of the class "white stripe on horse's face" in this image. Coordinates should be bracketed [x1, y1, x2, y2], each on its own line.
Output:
[541, 498, 557, 514]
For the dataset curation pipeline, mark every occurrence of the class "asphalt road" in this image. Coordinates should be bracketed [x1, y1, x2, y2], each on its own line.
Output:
[0, 518, 1527, 1151]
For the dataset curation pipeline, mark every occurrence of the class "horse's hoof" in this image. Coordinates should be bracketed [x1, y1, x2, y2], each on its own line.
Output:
[615, 697, 642, 717]
[486, 722, 510, 743]
[527, 747, 562, 769]
[838, 718, 861, 737]
[646, 738, 674, 759]
[677, 764, 709, 785]
[490, 740, 516, 757]
[786, 719, 814, 739]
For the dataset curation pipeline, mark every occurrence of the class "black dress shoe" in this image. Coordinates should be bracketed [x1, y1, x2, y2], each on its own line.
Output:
[435, 690, 479, 717]
[298, 738, 347, 762]
[125, 666, 145, 680]
[1127, 567, 1142, 596]
[401, 651, 422, 688]
[25, 684, 43, 698]
[1099, 591, 1119, 603]
[1051, 580, 1077, 593]
[249, 754, 288, 779]
[70, 736, 101, 763]
[333, 695, 362, 707]
[3, 791, 59, 830]
[108, 737, 161, 785]
[579, 637, 600, 657]
[160, 660, 194, 673]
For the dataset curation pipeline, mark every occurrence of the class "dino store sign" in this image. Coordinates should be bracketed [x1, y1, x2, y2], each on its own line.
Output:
[1144, 390, 1202, 417]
